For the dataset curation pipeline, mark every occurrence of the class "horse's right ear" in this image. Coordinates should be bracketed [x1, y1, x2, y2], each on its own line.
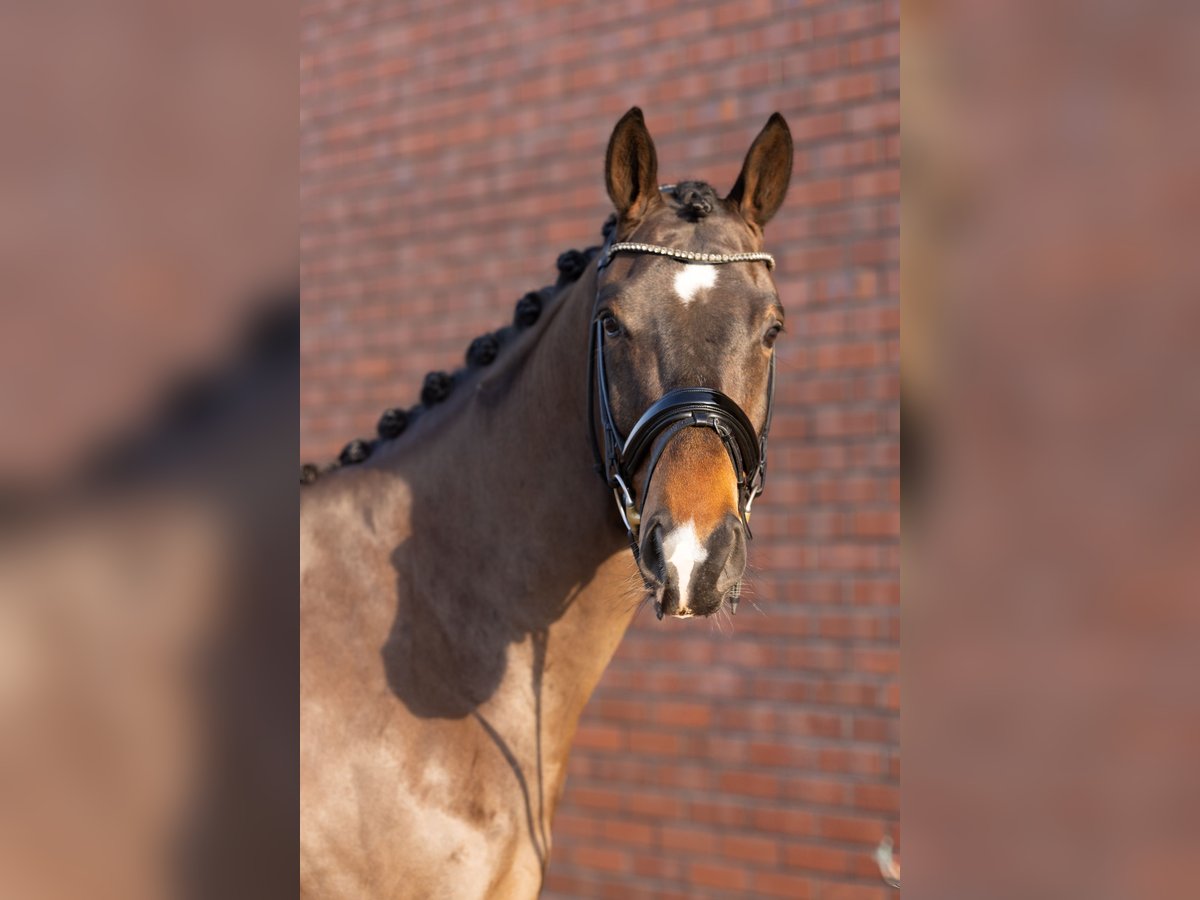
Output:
[605, 107, 660, 226]
[726, 112, 793, 230]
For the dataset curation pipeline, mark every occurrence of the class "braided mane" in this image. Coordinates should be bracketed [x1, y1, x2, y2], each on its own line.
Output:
[300, 216, 616, 485]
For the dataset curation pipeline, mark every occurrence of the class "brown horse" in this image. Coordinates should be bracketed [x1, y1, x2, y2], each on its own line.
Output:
[300, 108, 792, 898]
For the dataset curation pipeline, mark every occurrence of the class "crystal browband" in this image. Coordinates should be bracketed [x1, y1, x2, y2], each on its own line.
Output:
[602, 241, 775, 271]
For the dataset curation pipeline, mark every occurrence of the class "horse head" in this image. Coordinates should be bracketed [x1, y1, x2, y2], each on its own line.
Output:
[592, 107, 793, 619]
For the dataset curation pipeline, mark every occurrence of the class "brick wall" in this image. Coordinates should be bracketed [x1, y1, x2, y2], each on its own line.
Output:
[301, 0, 899, 896]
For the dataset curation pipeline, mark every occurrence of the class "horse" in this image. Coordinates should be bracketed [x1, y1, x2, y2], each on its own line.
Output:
[300, 107, 793, 898]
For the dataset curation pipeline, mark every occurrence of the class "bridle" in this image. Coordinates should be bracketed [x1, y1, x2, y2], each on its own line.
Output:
[588, 238, 778, 575]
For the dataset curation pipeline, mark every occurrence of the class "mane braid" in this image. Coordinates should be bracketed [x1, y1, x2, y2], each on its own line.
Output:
[672, 181, 718, 220]
[300, 232, 608, 485]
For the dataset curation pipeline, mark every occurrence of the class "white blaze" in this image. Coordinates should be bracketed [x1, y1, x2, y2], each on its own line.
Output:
[673, 264, 717, 305]
[662, 520, 709, 613]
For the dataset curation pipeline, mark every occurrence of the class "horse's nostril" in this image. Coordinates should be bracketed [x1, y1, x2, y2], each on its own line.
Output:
[640, 522, 666, 585]
[714, 515, 748, 590]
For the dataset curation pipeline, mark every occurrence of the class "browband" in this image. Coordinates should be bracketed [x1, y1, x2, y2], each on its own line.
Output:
[600, 241, 775, 271]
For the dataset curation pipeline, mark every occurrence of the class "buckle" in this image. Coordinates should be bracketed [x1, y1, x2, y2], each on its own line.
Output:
[612, 473, 641, 538]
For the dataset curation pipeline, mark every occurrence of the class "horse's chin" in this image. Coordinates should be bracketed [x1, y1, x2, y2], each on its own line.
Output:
[650, 594, 727, 620]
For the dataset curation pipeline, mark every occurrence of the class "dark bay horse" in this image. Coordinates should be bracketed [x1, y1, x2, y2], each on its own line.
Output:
[300, 108, 793, 898]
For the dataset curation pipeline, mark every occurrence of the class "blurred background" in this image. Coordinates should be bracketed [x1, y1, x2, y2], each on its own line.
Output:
[0, 0, 296, 897]
[903, 1, 1200, 897]
[301, 0, 900, 897]
[9, 0, 1194, 895]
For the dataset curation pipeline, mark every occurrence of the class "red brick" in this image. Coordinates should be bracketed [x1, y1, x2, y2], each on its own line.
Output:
[790, 177, 845, 206]
[850, 168, 901, 198]
[626, 729, 682, 756]
[851, 715, 896, 743]
[624, 791, 684, 820]
[852, 647, 900, 675]
[688, 861, 748, 891]
[753, 808, 817, 837]
[818, 746, 885, 777]
[599, 818, 655, 847]
[632, 853, 683, 881]
[783, 775, 848, 807]
[553, 812, 597, 840]
[571, 787, 621, 812]
[754, 871, 815, 898]
[747, 740, 800, 767]
[818, 884, 889, 900]
[853, 783, 900, 814]
[653, 701, 712, 729]
[660, 824, 718, 855]
[720, 834, 781, 865]
[542, 872, 590, 896]
[785, 842, 851, 874]
[713, 0, 771, 28]
[572, 845, 629, 873]
[690, 799, 750, 828]
[818, 814, 885, 845]
[574, 724, 625, 751]
[719, 770, 780, 799]
[592, 698, 651, 724]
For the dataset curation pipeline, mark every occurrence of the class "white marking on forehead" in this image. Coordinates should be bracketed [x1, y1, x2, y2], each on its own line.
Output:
[662, 520, 708, 613]
[673, 264, 717, 305]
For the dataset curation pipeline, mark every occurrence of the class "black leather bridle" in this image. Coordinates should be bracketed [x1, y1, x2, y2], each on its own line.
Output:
[588, 240, 778, 581]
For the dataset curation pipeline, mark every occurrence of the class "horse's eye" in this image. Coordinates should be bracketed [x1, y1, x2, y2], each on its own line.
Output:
[764, 323, 784, 348]
[600, 313, 622, 338]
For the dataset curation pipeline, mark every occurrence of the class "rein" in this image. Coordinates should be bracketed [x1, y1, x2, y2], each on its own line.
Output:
[588, 241, 777, 607]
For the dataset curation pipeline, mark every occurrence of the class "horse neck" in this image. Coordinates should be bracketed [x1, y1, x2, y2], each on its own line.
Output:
[473, 261, 644, 778]
[390, 259, 640, 757]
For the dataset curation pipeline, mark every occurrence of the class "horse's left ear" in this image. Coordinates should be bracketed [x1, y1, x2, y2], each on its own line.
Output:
[726, 113, 793, 229]
[605, 107, 660, 226]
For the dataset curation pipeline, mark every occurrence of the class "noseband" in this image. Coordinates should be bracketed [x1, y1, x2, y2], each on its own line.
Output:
[588, 241, 777, 587]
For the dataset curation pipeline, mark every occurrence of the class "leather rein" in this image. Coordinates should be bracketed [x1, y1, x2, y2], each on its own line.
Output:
[588, 239, 777, 570]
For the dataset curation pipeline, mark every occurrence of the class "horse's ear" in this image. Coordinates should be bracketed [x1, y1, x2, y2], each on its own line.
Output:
[605, 107, 660, 225]
[726, 113, 793, 229]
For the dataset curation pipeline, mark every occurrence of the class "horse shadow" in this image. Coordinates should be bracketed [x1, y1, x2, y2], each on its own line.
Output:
[379, 486, 605, 872]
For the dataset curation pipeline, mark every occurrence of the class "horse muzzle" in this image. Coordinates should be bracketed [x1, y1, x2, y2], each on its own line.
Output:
[639, 512, 747, 618]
